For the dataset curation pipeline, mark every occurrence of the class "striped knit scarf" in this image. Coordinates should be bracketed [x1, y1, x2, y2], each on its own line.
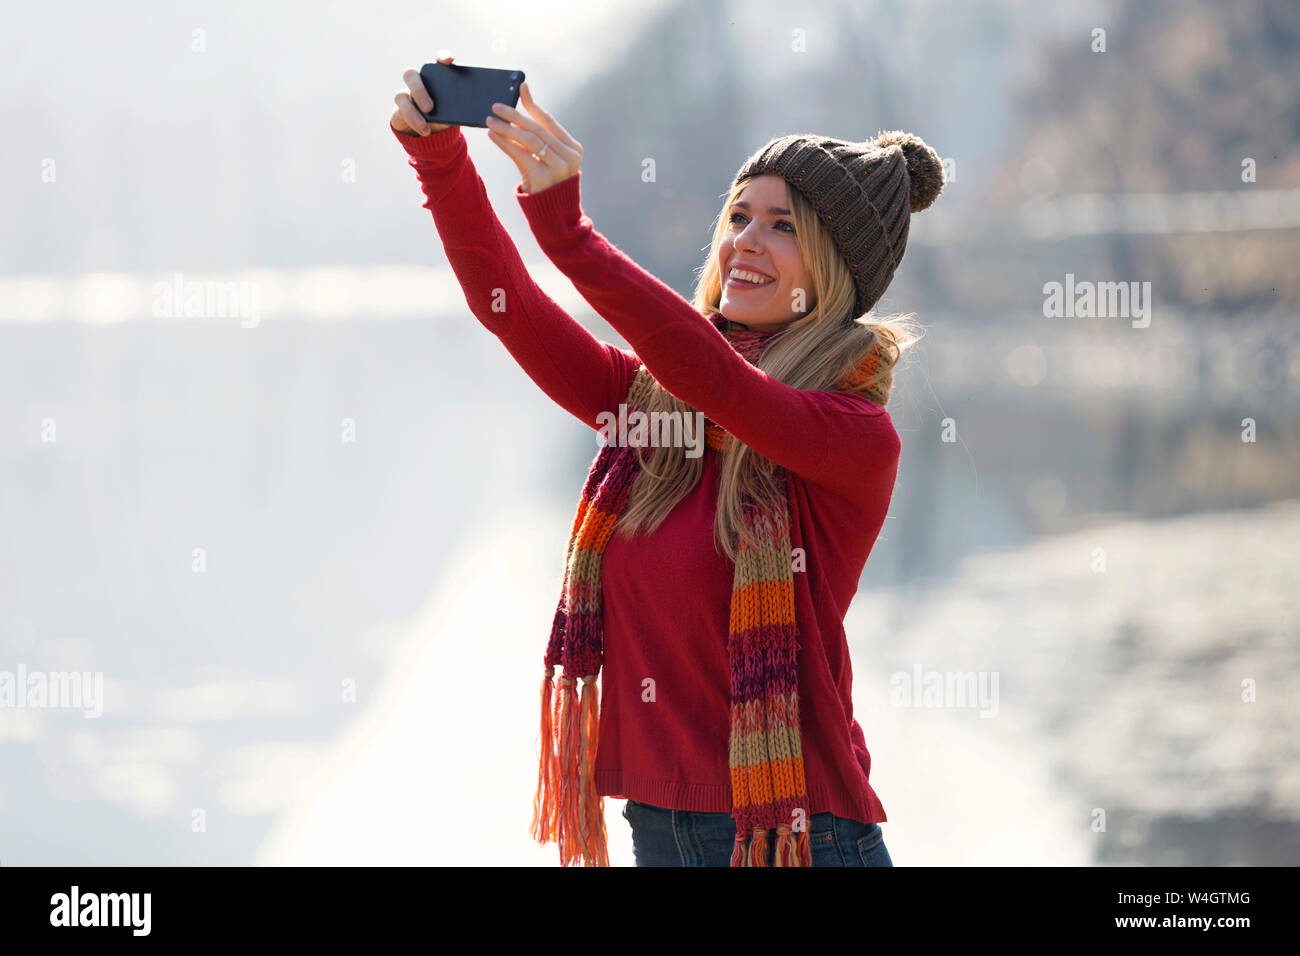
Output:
[530, 315, 890, 867]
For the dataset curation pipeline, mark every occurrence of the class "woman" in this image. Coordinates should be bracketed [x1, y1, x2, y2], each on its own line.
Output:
[391, 52, 943, 867]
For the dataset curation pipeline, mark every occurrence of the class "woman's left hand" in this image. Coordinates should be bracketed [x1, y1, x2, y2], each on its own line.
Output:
[484, 81, 583, 195]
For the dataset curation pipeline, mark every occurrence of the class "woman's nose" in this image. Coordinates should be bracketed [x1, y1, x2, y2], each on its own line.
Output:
[736, 224, 761, 253]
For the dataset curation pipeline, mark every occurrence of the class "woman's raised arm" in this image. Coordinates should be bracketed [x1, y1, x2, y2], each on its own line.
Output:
[390, 65, 637, 431]
[515, 172, 900, 503]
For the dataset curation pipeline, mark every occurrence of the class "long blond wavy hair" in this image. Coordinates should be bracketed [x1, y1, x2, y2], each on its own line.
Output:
[612, 175, 923, 562]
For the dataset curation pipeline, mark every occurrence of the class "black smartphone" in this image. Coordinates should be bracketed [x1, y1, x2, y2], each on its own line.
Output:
[417, 62, 525, 128]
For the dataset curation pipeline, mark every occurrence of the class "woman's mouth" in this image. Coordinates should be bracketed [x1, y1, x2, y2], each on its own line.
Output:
[726, 269, 775, 291]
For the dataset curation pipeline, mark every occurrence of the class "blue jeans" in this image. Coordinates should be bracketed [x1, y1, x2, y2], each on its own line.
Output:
[621, 798, 894, 867]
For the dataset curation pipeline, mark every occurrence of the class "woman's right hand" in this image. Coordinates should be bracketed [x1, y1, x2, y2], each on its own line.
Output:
[391, 52, 455, 136]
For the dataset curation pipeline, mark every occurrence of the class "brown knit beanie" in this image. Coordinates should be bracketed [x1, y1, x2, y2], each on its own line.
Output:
[729, 129, 945, 317]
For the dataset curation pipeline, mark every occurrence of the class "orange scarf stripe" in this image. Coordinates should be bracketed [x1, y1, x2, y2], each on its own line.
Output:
[730, 754, 806, 807]
[728, 579, 797, 632]
[574, 507, 621, 552]
[570, 496, 591, 537]
[838, 351, 882, 388]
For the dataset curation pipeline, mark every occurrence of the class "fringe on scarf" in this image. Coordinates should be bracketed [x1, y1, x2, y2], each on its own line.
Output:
[730, 826, 812, 866]
[528, 667, 557, 844]
[531, 670, 609, 866]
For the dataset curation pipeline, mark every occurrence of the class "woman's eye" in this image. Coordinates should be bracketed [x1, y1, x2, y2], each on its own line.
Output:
[729, 212, 795, 234]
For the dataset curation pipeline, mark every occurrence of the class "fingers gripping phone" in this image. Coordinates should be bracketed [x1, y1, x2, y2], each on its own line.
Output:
[417, 62, 525, 128]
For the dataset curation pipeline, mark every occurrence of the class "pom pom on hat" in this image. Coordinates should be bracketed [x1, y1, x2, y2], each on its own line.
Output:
[867, 129, 945, 212]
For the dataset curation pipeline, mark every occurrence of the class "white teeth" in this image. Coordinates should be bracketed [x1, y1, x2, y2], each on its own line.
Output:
[729, 268, 772, 285]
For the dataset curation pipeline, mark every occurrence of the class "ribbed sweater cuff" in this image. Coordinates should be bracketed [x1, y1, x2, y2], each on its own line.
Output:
[515, 172, 583, 235]
[390, 121, 464, 161]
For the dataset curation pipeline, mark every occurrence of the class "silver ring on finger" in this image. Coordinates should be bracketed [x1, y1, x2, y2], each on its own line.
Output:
[534, 142, 548, 159]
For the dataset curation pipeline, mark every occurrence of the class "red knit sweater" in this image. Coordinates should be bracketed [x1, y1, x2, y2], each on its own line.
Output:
[394, 123, 899, 825]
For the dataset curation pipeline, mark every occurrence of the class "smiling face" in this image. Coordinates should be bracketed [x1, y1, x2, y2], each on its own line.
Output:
[717, 175, 817, 333]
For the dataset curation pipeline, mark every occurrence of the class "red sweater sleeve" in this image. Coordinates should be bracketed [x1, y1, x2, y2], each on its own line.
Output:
[391, 123, 638, 430]
[514, 173, 901, 503]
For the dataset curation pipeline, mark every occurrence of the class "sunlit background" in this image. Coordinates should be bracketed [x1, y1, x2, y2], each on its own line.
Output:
[2, 0, 1297, 866]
